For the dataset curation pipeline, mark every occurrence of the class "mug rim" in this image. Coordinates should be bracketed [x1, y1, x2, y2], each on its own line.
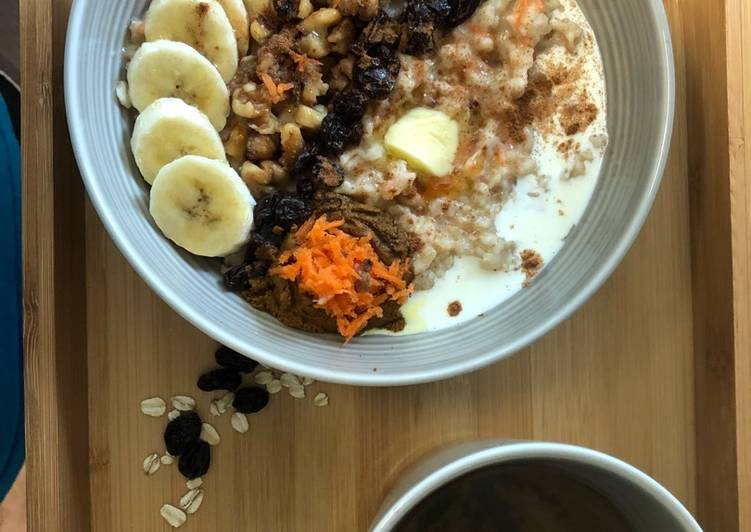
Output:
[370, 441, 702, 532]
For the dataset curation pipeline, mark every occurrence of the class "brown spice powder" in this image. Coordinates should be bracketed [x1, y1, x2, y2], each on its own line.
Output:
[520, 249, 543, 287]
[447, 301, 463, 317]
[559, 93, 599, 136]
[499, 74, 554, 144]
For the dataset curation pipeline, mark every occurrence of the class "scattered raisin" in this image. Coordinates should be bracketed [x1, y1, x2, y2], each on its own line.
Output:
[178, 440, 211, 480]
[233, 386, 271, 414]
[332, 88, 369, 121]
[320, 112, 364, 154]
[197, 368, 242, 392]
[215, 345, 259, 373]
[164, 411, 202, 456]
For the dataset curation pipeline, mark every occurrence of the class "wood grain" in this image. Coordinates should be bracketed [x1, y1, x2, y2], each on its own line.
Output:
[81, 2, 698, 529]
[22, 0, 750, 530]
[725, 0, 751, 529]
[21, 0, 91, 530]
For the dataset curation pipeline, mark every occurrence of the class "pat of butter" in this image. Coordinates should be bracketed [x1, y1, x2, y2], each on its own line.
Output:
[384, 108, 459, 177]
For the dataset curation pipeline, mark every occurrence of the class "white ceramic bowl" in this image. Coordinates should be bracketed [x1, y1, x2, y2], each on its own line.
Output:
[370, 441, 701, 531]
[65, 0, 674, 385]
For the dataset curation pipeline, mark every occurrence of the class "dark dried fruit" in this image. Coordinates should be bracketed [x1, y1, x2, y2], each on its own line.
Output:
[402, 0, 450, 55]
[446, 0, 482, 27]
[320, 112, 364, 154]
[223, 263, 253, 291]
[197, 368, 242, 391]
[233, 386, 270, 413]
[215, 345, 259, 373]
[273, 0, 300, 21]
[332, 89, 369, 121]
[355, 10, 401, 55]
[164, 411, 202, 456]
[354, 48, 400, 100]
[178, 440, 211, 480]
[293, 151, 346, 198]
[251, 193, 313, 247]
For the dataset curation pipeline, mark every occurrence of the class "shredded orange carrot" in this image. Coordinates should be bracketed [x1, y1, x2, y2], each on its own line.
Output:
[289, 50, 322, 73]
[513, 0, 529, 33]
[272, 216, 413, 340]
[260, 72, 294, 104]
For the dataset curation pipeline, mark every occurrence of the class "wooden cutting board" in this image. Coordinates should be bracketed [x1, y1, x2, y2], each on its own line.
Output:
[21, 0, 751, 530]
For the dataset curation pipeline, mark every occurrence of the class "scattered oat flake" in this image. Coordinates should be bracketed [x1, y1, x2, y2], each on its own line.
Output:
[200, 423, 221, 446]
[209, 402, 221, 417]
[301, 376, 315, 386]
[143, 453, 161, 475]
[267, 379, 282, 394]
[171, 395, 196, 411]
[186, 477, 203, 490]
[254, 371, 273, 385]
[160, 504, 186, 528]
[167, 409, 180, 421]
[160, 454, 174, 465]
[231, 412, 249, 433]
[211, 391, 235, 416]
[313, 392, 329, 407]
[180, 489, 204, 515]
[289, 384, 305, 399]
[140, 397, 166, 417]
[280, 373, 300, 387]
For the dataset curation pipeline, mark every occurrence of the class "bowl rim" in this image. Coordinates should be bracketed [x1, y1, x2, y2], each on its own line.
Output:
[369, 441, 701, 532]
[64, 0, 675, 386]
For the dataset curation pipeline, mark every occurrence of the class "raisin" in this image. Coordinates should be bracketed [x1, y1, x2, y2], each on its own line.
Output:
[233, 386, 270, 413]
[250, 193, 312, 248]
[403, 0, 449, 55]
[355, 10, 401, 54]
[223, 263, 252, 292]
[294, 152, 345, 198]
[197, 368, 242, 392]
[273, 0, 300, 20]
[215, 345, 259, 373]
[354, 48, 400, 100]
[332, 89, 369, 121]
[320, 113, 364, 154]
[178, 440, 211, 480]
[164, 411, 202, 456]
[446, 0, 482, 27]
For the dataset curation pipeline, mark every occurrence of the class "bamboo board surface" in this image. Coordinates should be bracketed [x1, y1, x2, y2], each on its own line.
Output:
[21, 0, 750, 530]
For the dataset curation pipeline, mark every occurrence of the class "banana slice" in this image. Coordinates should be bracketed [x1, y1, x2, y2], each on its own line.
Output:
[144, 0, 239, 82]
[131, 98, 227, 184]
[216, 0, 250, 56]
[150, 155, 255, 257]
[127, 40, 230, 131]
[384, 108, 459, 177]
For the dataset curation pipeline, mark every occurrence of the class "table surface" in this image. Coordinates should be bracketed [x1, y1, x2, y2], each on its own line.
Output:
[20, 0, 751, 531]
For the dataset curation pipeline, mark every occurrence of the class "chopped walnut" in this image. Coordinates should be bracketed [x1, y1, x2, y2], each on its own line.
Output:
[224, 122, 250, 161]
[280, 123, 304, 167]
[246, 131, 279, 160]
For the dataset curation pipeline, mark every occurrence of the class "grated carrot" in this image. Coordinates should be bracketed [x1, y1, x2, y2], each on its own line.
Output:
[513, 0, 529, 32]
[260, 72, 294, 104]
[289, 50, 322, 73]
[272, 216, 413, 340]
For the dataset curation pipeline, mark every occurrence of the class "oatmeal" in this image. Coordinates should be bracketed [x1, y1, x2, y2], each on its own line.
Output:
[120, 0, 607, 338]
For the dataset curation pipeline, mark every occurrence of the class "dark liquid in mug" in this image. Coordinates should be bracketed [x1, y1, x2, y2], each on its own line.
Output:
[393, 462, 635, 532]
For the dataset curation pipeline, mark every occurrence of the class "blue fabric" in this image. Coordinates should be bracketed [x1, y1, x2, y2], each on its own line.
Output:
[0, 93, 23, 501]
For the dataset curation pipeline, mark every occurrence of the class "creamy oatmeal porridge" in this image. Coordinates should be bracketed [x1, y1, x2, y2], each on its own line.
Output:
[120, 0, 607, 339]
